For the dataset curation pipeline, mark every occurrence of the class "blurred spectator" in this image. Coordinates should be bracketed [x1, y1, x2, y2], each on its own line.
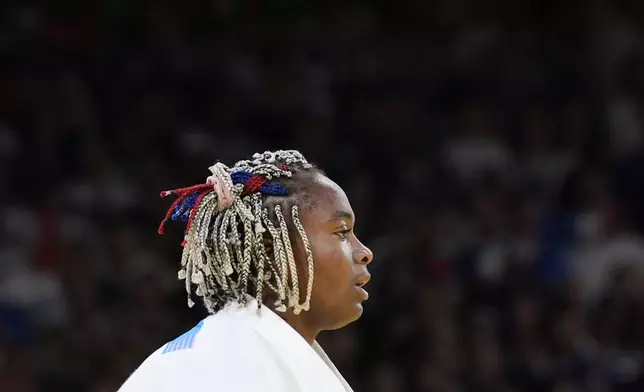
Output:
[2, 0, 644, 391]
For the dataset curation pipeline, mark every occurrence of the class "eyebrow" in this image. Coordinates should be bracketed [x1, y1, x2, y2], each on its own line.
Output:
[328, 210, 354, 223]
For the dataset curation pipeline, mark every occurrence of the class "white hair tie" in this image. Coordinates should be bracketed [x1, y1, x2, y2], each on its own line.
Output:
[207, 162, 234, 211]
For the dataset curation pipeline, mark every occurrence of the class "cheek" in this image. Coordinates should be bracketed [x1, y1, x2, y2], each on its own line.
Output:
[310, 238, 354, 292]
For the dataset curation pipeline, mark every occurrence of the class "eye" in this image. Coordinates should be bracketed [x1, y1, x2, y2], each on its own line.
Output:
[335, 227, 351, 240]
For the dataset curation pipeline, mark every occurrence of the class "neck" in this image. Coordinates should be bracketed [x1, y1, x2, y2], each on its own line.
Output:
[277, 309, 320, 344]
[261, 295, 320, 344]
[262, 306, 321, 344]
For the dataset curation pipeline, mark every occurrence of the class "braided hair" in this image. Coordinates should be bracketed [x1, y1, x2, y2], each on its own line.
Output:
[158, 150, 319, 315]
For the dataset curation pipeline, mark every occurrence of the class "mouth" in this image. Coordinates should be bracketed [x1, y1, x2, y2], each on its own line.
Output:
[354, 274, 371, 288]
[354, 275, 370, 301]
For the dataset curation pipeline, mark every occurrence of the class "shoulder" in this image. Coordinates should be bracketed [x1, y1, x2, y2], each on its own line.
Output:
[118, 313, 292, 392]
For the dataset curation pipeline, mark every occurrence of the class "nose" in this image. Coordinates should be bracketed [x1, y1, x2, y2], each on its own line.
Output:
[354, 240, 373, 265]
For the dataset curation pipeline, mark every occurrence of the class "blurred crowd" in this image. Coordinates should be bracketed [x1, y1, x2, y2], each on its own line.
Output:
[3, 0, 644, 391]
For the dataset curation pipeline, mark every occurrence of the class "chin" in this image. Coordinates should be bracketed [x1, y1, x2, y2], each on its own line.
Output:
[329, 302, 364, 330]
[352, 303, 365, 322]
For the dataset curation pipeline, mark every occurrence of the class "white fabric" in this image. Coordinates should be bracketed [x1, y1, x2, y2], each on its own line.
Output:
[118, 299, 353, 392]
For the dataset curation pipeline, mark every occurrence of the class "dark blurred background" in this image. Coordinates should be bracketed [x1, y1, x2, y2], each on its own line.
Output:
[2, 0, 644, 391]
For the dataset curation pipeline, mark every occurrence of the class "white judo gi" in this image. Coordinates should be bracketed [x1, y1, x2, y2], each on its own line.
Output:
[118, 299, 353, 392]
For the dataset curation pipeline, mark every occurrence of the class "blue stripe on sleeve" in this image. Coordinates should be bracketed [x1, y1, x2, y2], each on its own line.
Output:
[162, 320, 204, 354]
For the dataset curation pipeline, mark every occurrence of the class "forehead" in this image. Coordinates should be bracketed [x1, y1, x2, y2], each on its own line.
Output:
[302, 174, 353, 221]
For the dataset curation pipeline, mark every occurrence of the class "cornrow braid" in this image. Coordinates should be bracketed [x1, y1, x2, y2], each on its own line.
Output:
[158, 150, 320, 314]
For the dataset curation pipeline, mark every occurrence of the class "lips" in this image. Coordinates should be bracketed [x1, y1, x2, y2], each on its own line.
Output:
[355, 276, 370, 301]
[354, 274, 371, 288]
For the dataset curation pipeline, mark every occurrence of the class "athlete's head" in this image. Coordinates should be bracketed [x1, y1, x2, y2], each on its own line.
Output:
[158, 150, 373, 332]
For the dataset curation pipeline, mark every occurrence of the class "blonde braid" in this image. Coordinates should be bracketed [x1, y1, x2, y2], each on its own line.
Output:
[292, 205, 314, 312]
[210, 213, 230, 291]
[218, 209, 234, 277]
[252, 195, 284, 302]
[275, 204, 301, 312]
[239, 205, 255, 302]
[262, 208, 290, 306]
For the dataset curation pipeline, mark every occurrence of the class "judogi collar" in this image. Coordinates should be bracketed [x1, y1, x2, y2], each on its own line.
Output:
[118, 298, 354, 392]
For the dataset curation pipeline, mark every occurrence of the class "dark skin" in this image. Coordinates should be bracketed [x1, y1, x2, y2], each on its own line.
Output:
[273, 173, 374, 344]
